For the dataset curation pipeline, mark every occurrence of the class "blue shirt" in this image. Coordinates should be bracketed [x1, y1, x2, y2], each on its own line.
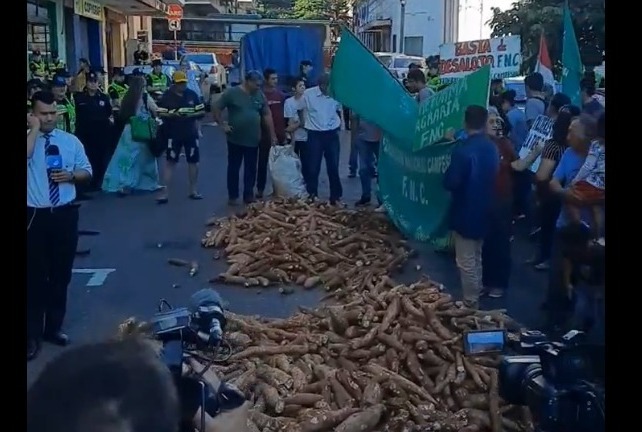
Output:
[506, 107, 528, 152]
[27, 129, 93, 208]
[158, 88, 204, 140]
[443, 133, 500, 240]
[553, 148, 592, 228]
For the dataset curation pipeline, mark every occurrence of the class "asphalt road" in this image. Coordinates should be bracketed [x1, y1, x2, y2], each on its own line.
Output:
[26, 124, 604, 384]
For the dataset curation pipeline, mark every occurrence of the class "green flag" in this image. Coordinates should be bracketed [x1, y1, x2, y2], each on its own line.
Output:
[329, 28, 417, 141]
[413, 65, 491, 152]
[562, 1, 583, 106]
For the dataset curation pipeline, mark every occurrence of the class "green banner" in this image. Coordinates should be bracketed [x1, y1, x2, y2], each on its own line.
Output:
[329, 29, 417, 141]
[413, 65, 491, 152]
[329, 28, 488, 247]
[378, 135, 456, 248]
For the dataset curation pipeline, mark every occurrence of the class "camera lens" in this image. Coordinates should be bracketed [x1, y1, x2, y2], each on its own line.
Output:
[498, 356, 542, 405]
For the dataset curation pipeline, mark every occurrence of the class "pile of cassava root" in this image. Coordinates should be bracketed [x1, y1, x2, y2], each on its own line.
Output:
[199, 199, 529, 431]
[212, 282, 530, 432]
[202, 199, 416, 301]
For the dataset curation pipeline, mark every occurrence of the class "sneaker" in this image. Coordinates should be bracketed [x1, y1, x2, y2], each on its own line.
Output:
[374, 204, 386, 213]
[355, 197, 371, 207]
[488, 288, 505, 298]
[534, 261, 550, 271]
[256, 190, 264, 199]
[330, 199, 344, 207]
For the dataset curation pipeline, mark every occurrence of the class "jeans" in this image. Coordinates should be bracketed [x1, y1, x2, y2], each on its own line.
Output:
[227, 142, 258, 201]
[453, 232, 483, 305]
[482, 199, 513, 290]
[513, 171, 533, 217]
[256, 138, 271, 193]
[305, 129, 343, 201]
[293, 140, 309, 186]
[545, 231, 577, 326]
[537, 196, 562, 263]
[349, 139, 358, 174]
[356, 138, 380, 199]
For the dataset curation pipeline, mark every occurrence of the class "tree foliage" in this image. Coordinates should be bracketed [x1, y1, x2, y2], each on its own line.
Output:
[488, 0, 604, 76]
[256, 0, 294, 18]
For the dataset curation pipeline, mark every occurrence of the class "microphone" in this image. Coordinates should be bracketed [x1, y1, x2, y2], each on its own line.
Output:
[45, 144, 62, 173]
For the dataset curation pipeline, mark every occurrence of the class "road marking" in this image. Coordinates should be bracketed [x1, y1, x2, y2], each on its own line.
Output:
[72, 268, 116, 287]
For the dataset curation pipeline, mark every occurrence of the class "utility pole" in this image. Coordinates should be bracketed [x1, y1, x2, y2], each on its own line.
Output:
[399, 0, 407, 53]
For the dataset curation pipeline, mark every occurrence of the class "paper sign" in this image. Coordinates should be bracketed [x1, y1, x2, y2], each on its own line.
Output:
[518, 115, 554, 172]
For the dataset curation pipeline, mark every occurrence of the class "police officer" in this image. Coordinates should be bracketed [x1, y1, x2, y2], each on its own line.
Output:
[108, 67, 128, 111]
[46, 51, 65, 79]
[93, 66, 107, 92]
[50, 75, 76, 133]
[146, 59, 170, 100]
[75, 72, 113, 191]
[30, 50, 47, 81]
[425, 55, 446, 92]
[27, 79, 45, 113]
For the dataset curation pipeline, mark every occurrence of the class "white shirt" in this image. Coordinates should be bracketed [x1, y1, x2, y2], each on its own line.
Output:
[302, 86, 341, 132]
[27, 129, 93, 208]
[284, 96, 307, 142]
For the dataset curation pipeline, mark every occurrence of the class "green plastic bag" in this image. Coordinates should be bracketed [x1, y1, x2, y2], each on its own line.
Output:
[130, 116, 157, 143]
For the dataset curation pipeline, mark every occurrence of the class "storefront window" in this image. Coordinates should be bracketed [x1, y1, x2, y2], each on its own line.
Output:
[27, 1, 51, 59]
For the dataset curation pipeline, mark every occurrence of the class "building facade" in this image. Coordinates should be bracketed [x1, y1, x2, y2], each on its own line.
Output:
[27, 0, 181, 81]
[354, 0, 459, 57]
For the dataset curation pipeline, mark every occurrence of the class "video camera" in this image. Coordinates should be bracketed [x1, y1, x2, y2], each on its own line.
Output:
[463, 329, 605, 432]
[149, 288, 228, 377]
[149, 289, 245, 431]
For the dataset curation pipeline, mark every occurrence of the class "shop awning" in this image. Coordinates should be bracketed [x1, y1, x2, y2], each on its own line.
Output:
[100, 0, 181, 16]
[358, 19, 392, 32]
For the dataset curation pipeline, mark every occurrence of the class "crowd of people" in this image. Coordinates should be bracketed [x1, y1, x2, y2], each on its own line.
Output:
[449, 71, 605, 330]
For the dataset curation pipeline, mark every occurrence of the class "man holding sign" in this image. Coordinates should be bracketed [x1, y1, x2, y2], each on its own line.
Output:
[443, 106, 499, 308]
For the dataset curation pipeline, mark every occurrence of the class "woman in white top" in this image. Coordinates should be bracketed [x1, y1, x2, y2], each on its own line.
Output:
[102, 76, 162, 195]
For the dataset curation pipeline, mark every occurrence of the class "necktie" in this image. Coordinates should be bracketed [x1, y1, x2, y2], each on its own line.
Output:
[44, 134, 60, 206]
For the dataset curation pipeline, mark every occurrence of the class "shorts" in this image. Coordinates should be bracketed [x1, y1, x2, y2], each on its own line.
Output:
[570, 180, 604, 202]
[166, 138, 199, 164]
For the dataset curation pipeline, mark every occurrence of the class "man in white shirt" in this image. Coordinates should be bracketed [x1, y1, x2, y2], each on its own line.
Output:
[27, 91, 93, 361]
[302, 73, 344, 204]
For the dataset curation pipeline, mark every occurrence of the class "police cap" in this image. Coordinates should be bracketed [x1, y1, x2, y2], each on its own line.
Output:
[87, 71, 99, 82]
[51, 75, 67, 88]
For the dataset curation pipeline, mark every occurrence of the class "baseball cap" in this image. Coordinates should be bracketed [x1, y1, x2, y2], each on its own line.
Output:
[32, 49, 41, 56]
[152, 59, 163, 67]
[51, 75, 67, 88]
[87, 71, 99, 82]
[27, 79, 44, 91]
[173, 71, 188, 83]
[244, 70, 263, 83]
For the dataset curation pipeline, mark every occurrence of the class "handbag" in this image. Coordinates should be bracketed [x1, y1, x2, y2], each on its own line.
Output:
[130, 116, 157, 142]
[129, 93, 158, 142]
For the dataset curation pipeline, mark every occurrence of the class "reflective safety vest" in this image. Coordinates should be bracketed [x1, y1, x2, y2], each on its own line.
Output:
[148, 73, 169, 92]
[427, 75, 447, 92]
[46, 60, 66, 78]
[108, 82, 129, 101]
[56, 97, 76, 133]
[30, 60, 47, 79]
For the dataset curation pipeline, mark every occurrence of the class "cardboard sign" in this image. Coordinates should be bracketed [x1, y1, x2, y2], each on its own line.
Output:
[518, 115, 554, 172]
[439, 36, 521, 82]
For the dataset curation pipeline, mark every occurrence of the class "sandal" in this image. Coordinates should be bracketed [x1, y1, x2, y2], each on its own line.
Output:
[188, 192, 203, 200]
